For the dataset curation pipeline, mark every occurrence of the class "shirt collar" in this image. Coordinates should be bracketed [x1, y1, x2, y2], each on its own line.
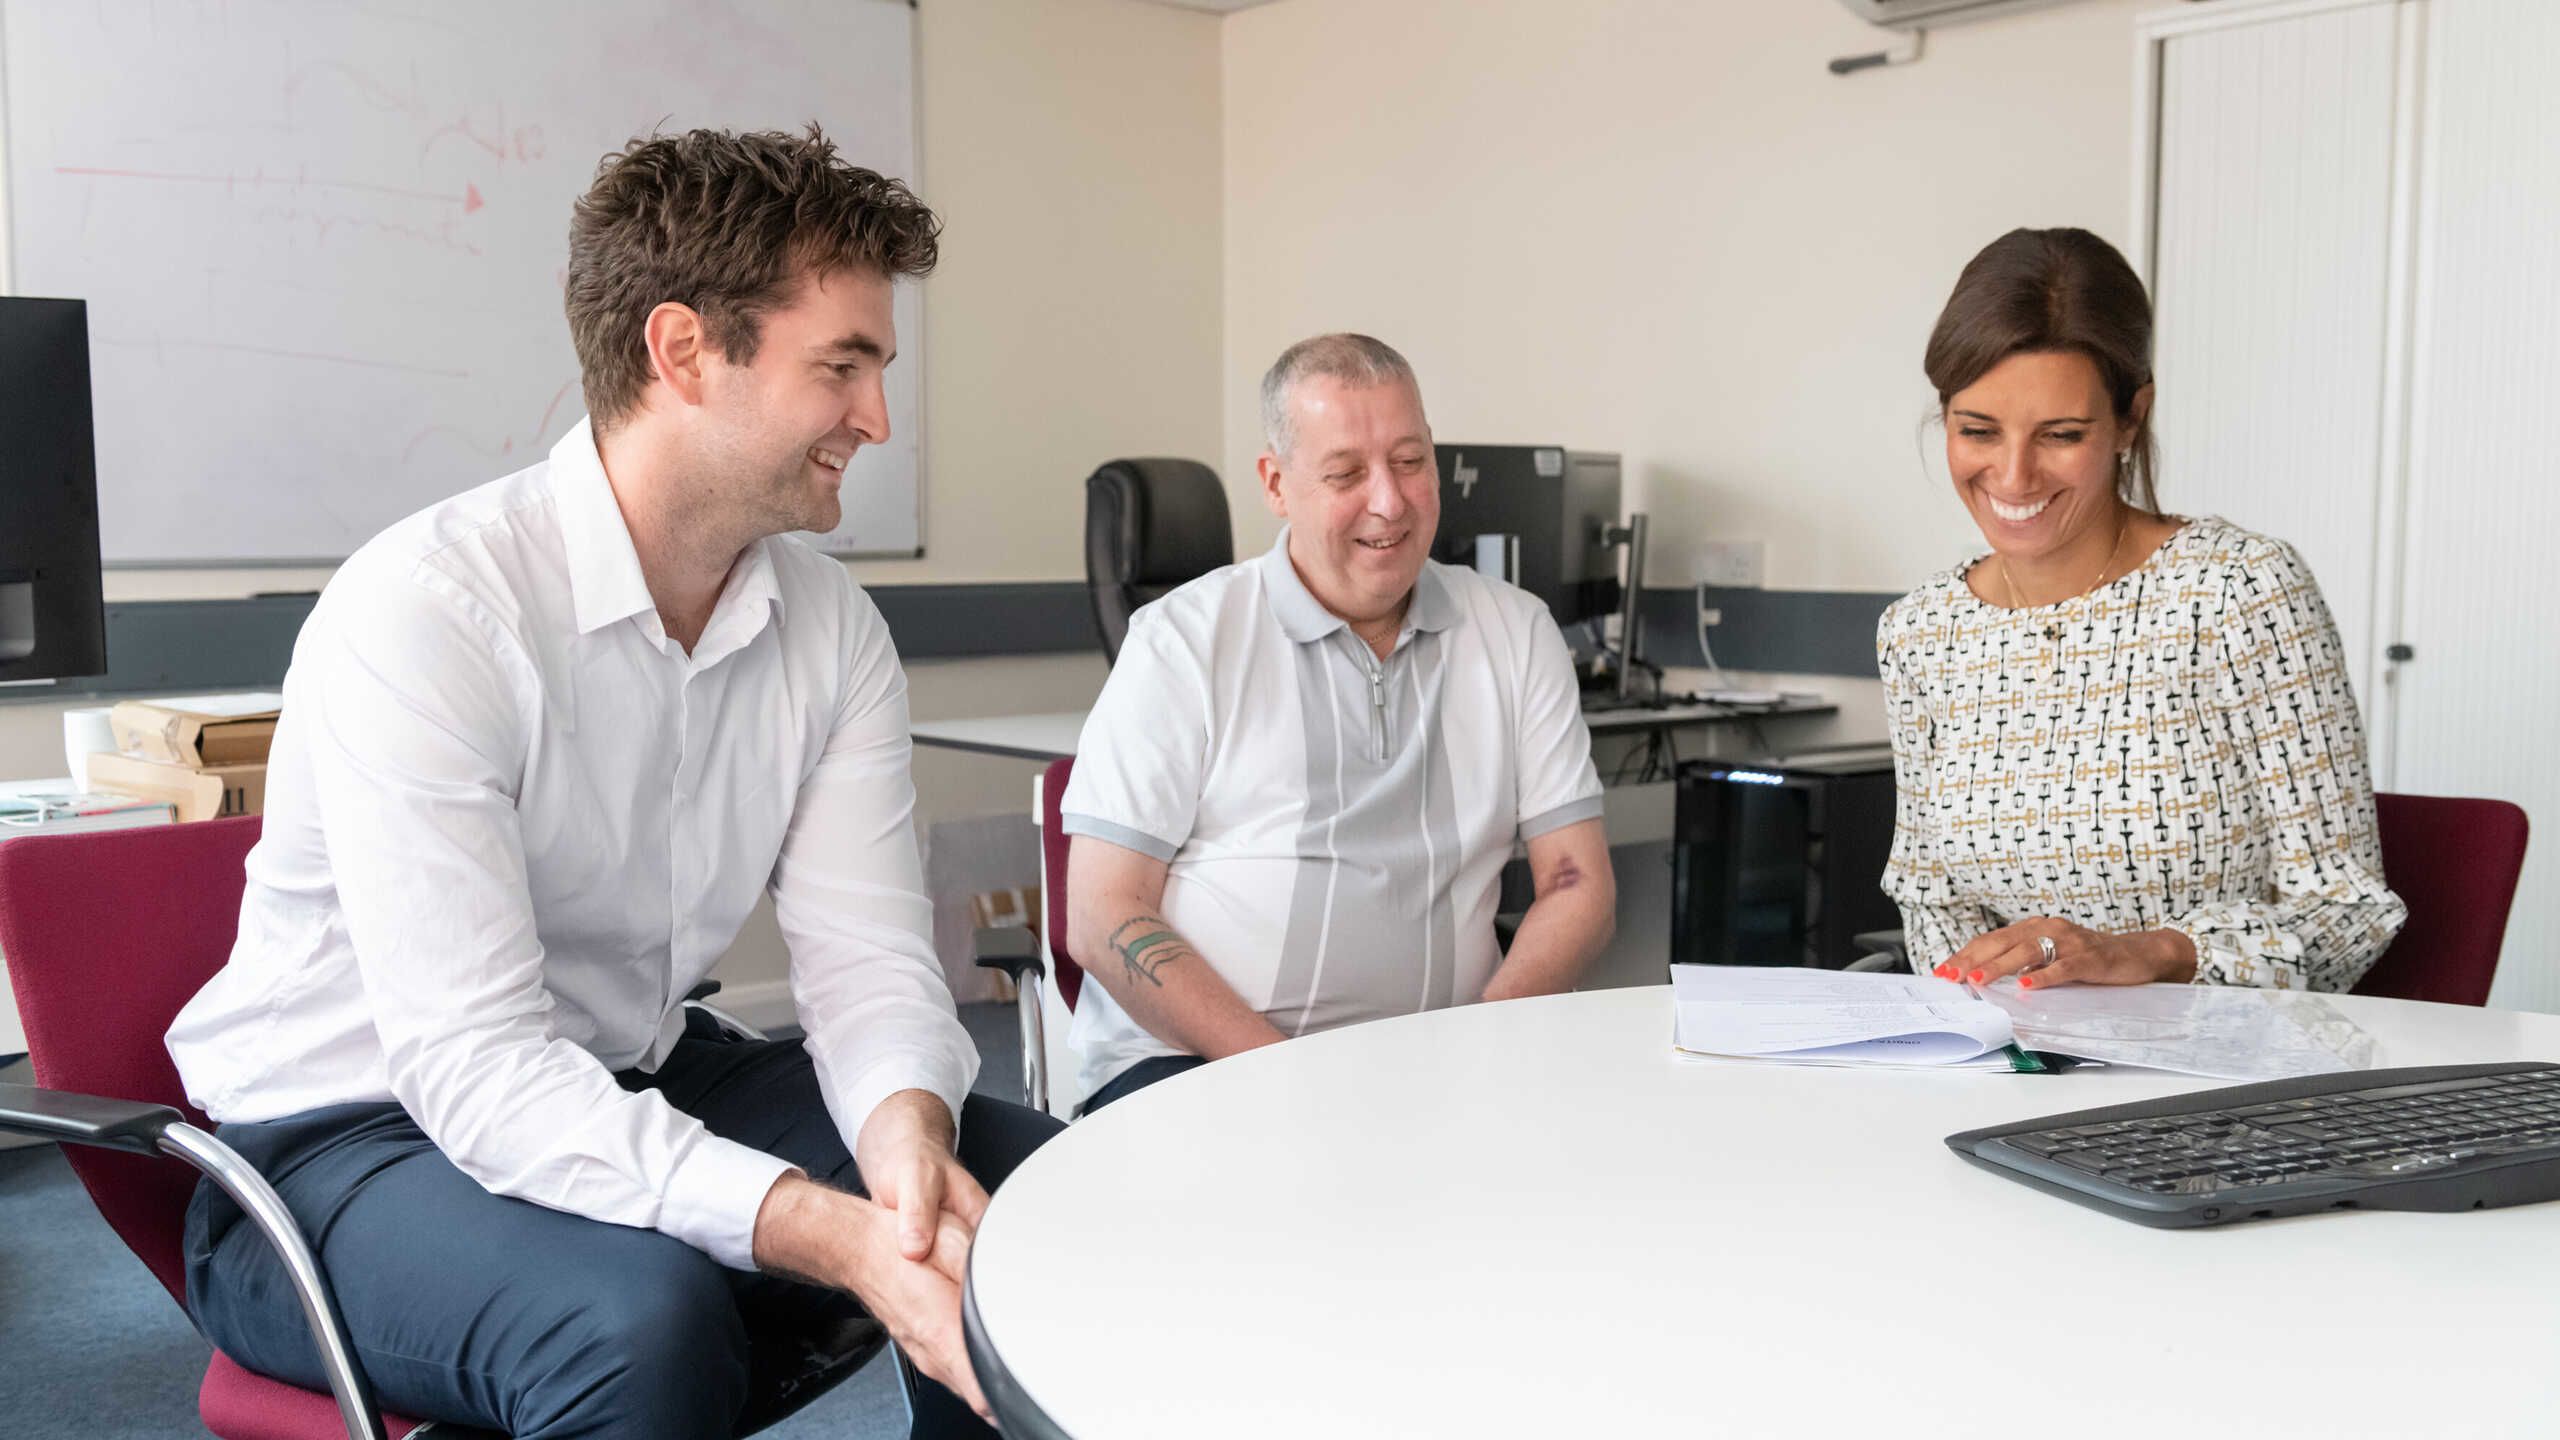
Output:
[552, 418, 787, 655]
[1259, 526, 1457, 646]
[692, 538, 785, 665]
[1407, 559, 1457, 634]
[552, 418, 658, 637]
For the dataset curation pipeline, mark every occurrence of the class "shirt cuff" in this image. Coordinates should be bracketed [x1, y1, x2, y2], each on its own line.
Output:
[839, 1053, 975, 1156]
[660, 1133, 799, 1271]
[1520, 793, 1605, 840]
[1060, 811, 1181, 863]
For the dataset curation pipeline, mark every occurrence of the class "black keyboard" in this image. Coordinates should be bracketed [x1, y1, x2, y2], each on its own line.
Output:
[1946, 1062, 2560, 1228]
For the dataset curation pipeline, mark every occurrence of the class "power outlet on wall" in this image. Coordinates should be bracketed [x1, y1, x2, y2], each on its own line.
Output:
[1696, 540, 1765, 589]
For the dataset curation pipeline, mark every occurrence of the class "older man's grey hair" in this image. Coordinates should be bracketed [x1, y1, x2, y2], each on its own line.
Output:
[1259, 333, 1422, 459]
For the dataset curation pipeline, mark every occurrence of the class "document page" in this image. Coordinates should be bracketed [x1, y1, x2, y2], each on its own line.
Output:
[1671, 965, 2017, 1067]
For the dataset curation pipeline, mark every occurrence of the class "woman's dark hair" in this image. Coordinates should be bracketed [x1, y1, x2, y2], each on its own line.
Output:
[1923, 227, 2159, 512]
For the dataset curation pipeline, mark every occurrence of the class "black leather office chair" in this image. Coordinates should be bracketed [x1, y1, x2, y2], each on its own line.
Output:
[1084, 459, 1232, 664]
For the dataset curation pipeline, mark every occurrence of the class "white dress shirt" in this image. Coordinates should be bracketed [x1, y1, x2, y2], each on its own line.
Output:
[168, 419, 976, 1270]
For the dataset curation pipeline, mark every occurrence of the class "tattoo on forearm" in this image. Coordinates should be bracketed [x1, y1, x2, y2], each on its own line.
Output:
[1106, 915, 1194, 989]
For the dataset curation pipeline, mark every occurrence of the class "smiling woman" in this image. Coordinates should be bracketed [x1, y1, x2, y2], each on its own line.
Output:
[1874, 228, 2407, 996]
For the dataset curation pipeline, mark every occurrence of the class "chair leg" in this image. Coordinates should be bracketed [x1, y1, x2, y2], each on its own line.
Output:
[1016, 977, 1048, 1116]
[158, 1122, 391, 1440]
[686, 1000, 767, 1043]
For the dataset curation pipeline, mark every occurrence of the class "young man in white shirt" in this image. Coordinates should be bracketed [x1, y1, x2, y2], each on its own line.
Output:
[167, 128, 1052, 1438]
[1060, 334, 1618, 1113]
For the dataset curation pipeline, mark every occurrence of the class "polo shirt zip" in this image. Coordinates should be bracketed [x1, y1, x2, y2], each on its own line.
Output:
[1364, 649, 1389, 762]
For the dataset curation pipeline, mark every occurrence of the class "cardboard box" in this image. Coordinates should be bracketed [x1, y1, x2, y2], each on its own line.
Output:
[85, 752, 267, 823]
[970, 885, 1040, 932]
[109, 696, 280, 769]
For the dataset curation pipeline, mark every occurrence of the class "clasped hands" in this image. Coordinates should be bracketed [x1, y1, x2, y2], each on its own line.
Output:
[1932, 916, 2200, 989]
[755, 1088, 992, 1418]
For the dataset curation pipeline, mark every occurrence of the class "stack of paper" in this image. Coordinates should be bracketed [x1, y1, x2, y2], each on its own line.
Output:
[1671, 964, 2372, 1081]
[1672, 965, 2021, 1068]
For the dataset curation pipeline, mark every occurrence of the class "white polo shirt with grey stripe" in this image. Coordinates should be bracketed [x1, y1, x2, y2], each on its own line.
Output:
[1061, 528, 1605, 1098]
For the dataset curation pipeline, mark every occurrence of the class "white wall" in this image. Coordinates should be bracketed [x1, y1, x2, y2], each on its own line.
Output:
[1218, 0, 2156, 621]
[901, 0, 1225, 583]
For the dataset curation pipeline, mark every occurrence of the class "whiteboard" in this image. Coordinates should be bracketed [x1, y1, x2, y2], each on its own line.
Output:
[3, 0, 923, 563]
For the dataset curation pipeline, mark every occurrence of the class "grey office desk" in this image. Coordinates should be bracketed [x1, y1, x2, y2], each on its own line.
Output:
[910, 698, 1839, 1112]
[1580, 694, 1835, 734]
[908, 712, 1088, 763]
[906, 697, 1837, 764]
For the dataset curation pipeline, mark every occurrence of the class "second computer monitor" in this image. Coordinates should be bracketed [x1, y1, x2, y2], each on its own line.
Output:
[0, 296, 106, 683]
[1431, 444, 1622, 628]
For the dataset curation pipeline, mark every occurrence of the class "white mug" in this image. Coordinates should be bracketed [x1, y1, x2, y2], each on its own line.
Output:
[62, 706, 117, 793]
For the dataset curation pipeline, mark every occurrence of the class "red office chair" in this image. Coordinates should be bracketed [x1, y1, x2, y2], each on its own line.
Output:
[977, 756, 1087, 1114]
[0, 816, 885, 1439]
[2353, 792, 2531, 1007]
[0, 816, 411, 1440]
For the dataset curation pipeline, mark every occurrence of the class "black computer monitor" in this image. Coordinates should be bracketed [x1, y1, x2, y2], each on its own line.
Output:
[0, 298, 107, 685]
[1431, 444, 1623, 628]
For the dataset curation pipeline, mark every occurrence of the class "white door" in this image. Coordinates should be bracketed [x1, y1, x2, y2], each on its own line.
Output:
[2144, 0, 2412, 713]
[2387, 0, 2560, 1012]
[2143, 0, 2560, 1013]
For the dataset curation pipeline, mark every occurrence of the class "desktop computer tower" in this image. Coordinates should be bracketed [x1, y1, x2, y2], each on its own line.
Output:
[1671, 748, 1900, 970]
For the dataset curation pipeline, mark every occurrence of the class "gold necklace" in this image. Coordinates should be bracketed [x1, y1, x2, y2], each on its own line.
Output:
[1350, 612, 1403, 657]
[2003, 515, 2131, 643]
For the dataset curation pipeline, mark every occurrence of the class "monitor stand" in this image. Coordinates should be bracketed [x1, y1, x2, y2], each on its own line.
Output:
[1598, 511, 1648, 705]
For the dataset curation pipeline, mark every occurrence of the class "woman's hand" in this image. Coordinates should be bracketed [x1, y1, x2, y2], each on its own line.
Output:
[1934, 918, 2198, 989]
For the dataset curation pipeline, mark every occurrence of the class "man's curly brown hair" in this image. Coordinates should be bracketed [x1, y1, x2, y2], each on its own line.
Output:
[564, 125, 940, 433]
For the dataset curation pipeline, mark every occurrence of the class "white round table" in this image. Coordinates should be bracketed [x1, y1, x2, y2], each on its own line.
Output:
[963, 986, 2560, 1438]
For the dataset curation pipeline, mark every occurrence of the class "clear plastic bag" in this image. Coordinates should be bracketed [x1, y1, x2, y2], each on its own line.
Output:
[1981, 982, 2377, 1081]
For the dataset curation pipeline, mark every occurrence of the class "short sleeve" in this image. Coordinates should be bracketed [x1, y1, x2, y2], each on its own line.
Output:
[1514, 604, 1604, 838]
[1060, 606, 1210, 862]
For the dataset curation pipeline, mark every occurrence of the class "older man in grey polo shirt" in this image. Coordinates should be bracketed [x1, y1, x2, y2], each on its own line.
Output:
[1059, 333, 1617, 1113]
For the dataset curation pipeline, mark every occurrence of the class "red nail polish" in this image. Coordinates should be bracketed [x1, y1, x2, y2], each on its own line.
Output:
[1968, 970, 1987, 985]
[2019, 976, 2036, 990]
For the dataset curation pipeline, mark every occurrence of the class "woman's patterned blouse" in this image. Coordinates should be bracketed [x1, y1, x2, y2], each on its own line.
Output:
[1877, 516, 2406, 991]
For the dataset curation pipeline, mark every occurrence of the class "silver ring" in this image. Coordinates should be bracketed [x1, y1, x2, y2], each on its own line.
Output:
[2036, 935, 2058, 965]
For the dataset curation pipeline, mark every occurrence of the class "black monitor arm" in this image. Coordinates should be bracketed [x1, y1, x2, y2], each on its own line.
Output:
[1599, 512, 1649, 704]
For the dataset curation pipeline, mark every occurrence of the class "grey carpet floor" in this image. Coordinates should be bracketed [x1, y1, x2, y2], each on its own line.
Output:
[0, 1001, 1028, 1438]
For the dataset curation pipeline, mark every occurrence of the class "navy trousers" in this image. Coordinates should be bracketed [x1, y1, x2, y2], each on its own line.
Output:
[184, 1015, 1061, 1439]
[1077, 1053, 1209, 1116]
